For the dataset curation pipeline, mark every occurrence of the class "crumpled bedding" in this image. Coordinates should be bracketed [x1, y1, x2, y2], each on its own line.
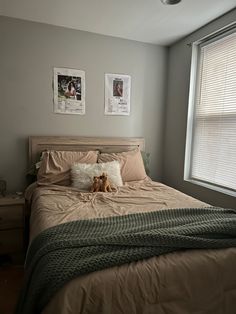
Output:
[26, 179, 236, 314]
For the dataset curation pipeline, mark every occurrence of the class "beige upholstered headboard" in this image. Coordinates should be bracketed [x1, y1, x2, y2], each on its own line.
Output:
[29, 136, 145, 165]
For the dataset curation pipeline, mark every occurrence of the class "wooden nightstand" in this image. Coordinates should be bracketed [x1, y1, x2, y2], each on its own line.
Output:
[0, 196, 25, 264]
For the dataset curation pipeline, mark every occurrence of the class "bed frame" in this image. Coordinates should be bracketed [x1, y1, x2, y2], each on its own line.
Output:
[29, 136, 145, 165]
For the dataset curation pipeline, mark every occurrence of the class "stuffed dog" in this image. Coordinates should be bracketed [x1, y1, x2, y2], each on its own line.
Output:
[100, 173, 112, 192]
[90, 176, 101, 192]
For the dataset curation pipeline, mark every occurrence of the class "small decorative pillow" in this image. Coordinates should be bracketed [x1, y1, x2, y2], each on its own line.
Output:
[98, 148, 147, 182]
[71, 160, 123, 191]
[141, 151, 151, 176]
[37, 150, 99, 186]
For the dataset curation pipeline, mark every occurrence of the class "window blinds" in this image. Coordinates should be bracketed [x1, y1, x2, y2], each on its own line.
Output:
[190, 31, 236, 192]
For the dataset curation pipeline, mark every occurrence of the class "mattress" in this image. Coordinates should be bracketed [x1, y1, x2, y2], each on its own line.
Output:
[25, 179, 236, 314]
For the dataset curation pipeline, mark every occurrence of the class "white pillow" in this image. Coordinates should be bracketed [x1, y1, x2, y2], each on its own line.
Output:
[71, 160, 123, 191]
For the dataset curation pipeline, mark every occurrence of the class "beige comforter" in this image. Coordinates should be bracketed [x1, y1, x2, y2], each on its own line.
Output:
[27, 179, 236, 314]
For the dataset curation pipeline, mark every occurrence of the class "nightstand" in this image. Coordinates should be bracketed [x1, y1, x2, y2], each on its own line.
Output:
[0, 196, 25, 264]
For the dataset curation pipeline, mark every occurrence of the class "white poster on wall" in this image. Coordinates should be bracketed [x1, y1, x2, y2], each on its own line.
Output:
[53, 67, 85, 115]
[104, 73, 131, 115]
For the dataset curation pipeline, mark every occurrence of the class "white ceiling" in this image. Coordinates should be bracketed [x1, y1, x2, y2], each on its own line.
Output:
[1, 0, 235, 45]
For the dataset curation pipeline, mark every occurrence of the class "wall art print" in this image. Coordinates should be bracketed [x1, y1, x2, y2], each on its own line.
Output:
[53, 67, 85, 115]
[105, 73, 131, 115]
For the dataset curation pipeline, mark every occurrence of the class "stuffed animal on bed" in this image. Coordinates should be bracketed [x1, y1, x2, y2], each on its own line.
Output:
[100, 173, 112, 192]
[90, 176, 101, 192]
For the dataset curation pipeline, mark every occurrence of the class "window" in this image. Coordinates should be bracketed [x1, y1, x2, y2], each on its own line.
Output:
[184, 24, 236, 197]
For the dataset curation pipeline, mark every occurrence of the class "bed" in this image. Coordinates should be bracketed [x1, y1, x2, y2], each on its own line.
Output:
[17, 136, 236, 314]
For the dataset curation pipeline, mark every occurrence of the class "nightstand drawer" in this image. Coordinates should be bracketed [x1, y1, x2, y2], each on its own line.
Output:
[0, 205, 23, 230]
[0, 229, 23, 254]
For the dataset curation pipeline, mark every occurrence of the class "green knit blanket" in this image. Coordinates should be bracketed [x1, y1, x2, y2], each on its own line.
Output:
[16, 207, 236, 314]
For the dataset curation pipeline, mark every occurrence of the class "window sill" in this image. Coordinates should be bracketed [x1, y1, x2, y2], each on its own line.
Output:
[184, 178, 236, 198]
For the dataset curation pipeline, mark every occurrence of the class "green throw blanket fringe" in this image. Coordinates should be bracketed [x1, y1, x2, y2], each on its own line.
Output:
[16, 207, 236, 314]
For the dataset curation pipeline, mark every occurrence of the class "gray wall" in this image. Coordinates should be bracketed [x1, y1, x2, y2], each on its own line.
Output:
[163, 9, 236, 208]
[0, 17, 168, 193]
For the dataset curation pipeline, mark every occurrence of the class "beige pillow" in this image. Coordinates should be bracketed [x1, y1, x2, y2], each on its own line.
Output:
[98, 149, 147, 182]
[37, 150, 98, 186]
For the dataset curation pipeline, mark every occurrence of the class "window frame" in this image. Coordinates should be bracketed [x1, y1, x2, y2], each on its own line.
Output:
[184, 23, 236, 198]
